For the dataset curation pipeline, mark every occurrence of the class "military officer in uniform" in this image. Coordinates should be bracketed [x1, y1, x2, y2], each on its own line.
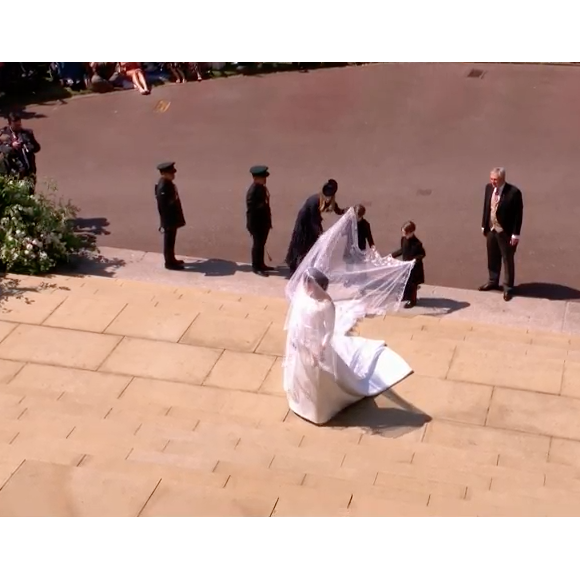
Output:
[155, 161, 186, 270]
[246, 165, 274, 277]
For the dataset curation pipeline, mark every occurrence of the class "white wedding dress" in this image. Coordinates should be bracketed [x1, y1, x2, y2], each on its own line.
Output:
[283, 208, 417, 425]
[283, 284, 413, 425]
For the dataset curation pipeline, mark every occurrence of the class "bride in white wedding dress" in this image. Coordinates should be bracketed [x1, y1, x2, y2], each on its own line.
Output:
[283, 208, 416, 425]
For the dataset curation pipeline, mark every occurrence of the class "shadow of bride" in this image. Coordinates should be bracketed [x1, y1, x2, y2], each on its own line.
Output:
[327, 388, 431, 437]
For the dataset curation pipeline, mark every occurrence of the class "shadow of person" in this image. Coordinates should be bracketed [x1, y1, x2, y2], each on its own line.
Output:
[184, 259, 250, 277]
[416, 297, 471, 315]
[516, 282, 580, 301]
[184, 259, 287, 278]
[73, 217, 111, 237]
[326, 388, 432, 437]
[56, 252, 126, 279]
[14, 110, 47, 119]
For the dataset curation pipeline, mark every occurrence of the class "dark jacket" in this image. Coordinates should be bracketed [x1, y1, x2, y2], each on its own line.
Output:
[357, 218, 374, 251]
[392, 234, 426, 285]
[0, 151, 10, 177]
[0, 144, 20, 177]
[285, 194, 345, 270]
[155, 177, 186, 230]
[245, 183, 272, 233]
[481, 182, 524, 237]
[0, 126, 41, 176]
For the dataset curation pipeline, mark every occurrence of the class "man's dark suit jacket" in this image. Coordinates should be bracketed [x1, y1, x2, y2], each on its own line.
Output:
[481, 182, 524, 238]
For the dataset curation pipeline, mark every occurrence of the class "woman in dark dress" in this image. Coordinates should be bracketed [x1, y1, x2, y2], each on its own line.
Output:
[285, 179, 346, 274]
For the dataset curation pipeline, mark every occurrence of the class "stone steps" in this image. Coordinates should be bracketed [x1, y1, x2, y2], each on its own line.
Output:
[0, 272, 579, 515]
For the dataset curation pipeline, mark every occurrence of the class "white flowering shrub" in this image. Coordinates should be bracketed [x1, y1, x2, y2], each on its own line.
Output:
[0, 176, 93, 274]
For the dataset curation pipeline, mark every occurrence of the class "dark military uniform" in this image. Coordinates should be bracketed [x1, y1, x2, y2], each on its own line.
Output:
[246, 165, 273, 276]
[155, 161, 186, 270]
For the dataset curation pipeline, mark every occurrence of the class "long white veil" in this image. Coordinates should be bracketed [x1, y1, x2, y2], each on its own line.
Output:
[284, 208, 415, 336]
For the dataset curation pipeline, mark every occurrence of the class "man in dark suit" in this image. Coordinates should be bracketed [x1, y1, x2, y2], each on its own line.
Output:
[0, 112, 41, 187]
[479, 167, 524, 302]
[246, 165, 274, 277]
[155, 161, 186, 270]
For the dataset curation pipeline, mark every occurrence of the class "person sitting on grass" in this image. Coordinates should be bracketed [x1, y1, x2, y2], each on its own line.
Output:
[118, 62, 150, 95]
[89, 62, 122, 93]
[52, 62, 90, 91]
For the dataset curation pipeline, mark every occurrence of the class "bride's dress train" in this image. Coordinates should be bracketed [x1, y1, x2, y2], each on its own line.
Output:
[284, 283, 413, 425]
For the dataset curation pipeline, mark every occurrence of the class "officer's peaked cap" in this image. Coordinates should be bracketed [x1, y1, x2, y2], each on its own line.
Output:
[157, 161, 175, 173]
[250, 165, 269, 178]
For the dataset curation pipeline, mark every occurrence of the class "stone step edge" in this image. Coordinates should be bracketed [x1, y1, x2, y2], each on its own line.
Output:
[3, 271, 579, 343]
[9, 414, 580, 496]
[0, 459, 547, 518]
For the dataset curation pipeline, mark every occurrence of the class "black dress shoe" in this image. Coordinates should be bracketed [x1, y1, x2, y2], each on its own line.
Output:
[478, 283, 500, 291]
[165, 262, 185, 271]
[503, 290, 513, 302]
[404, 300, 416, 309]
[261, 265, 276, 272]
[252, 269, 269, 277]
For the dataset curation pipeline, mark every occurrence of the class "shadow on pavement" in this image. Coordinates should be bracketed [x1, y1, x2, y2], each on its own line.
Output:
[516, 282, 580, 301]
[57, 252, 126, 279]
[73, 217, 111, 237]
[184, 258, 287, 278]
[3, 109, 47, 120]
[327, 388, 432, 437]
[416, 297, 471, 315]
[0, 83, 74, 116]
[0, 275, 70, 311]
[64, 217, 124, 277]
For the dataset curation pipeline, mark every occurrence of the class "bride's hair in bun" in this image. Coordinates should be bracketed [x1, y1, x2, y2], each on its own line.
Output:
[305, 267, 329, 292]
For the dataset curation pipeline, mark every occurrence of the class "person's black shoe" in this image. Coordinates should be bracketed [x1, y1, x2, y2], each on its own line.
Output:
[174, 259, 185, 266]
[404, 300, 416, 309]
[479, 282, 500, 291]
[253, 269, 269, 277]
[503, 290, 513, 302]
[165, 262, 185, 271]
[261, 265, 276, 272]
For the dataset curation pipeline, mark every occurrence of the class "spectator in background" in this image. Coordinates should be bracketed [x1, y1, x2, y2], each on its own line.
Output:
[184, 63, 205, 81]
[0, 113, 41, 186]
[118, 62, 150, 95]
[52, 63, 89, 91]
[89, 62, 122, 93]
[164, 63, 187, 83]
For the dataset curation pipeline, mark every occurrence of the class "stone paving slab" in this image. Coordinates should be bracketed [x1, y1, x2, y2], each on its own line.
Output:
[68, 247, 580, 336]
[0, 270, 579, 516]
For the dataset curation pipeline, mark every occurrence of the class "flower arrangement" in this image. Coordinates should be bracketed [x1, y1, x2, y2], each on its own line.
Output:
[0, 176, 93, 274]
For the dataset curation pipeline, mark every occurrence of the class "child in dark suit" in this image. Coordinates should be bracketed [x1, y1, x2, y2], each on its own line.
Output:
[391, 221, 426, 309]
[355, 204, 375, 252]
[342, 205, 376, 287]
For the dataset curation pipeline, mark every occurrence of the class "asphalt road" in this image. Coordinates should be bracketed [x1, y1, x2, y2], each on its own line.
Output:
[23, 62, 580, 300]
